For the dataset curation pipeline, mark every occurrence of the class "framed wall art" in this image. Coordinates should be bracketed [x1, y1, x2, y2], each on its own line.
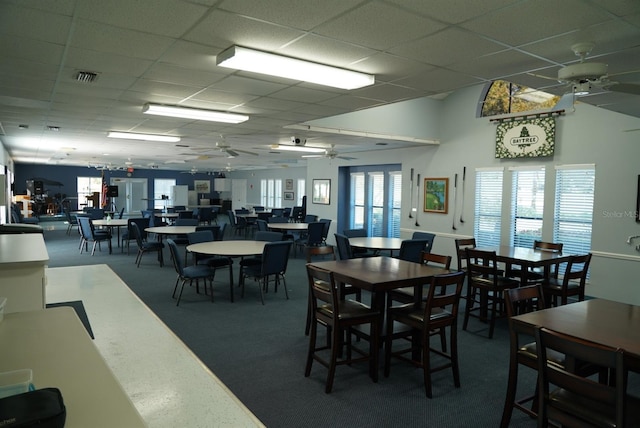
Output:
[312, 179, 331, 205]
[284, 191, 294, 201]
[424, 177, 448, 214]
[194, 179, 210, 193]
[285, 178, 294, 190]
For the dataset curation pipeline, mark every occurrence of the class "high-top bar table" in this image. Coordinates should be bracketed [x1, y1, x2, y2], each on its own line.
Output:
[475, 245, 574, 286]
[512, 299, 640, 369]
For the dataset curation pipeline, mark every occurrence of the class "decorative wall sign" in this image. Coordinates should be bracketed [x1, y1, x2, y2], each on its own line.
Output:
[495, 117, 555, 158]
[312, 179, 330, 205]
[424, 177, 448, 214]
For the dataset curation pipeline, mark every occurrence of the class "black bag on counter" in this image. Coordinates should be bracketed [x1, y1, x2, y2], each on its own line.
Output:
[0, 388, 66, 427]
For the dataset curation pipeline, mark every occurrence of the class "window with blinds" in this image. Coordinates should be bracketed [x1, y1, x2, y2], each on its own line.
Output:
[474, 168, 503, 247]
[553, 165, 595, 256]
[296, 179, 305, 206]
[389, 171, 402, 237]
[348, 169, 400, 237]
[369, 172, 384, 236]
[260, 179, 283, 208]
[510, 167, 545, 248]
[350, 172, 365, 229]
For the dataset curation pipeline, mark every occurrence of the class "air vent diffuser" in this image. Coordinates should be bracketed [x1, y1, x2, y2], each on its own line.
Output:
[75, 71, 98, 83]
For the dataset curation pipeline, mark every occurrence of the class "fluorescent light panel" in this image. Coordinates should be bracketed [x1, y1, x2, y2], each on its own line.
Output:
[271, 144, 326, 153]
[107, 132, 180, 143]
[217, 46, 375, 90]
[142, 103, 249, 124]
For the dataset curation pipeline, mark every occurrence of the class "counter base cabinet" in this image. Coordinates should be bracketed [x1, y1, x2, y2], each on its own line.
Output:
[0, 234, 49, 314]
[0, 263, 46, 313]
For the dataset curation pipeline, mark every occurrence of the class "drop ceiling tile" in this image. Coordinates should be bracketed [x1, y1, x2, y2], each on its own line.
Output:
[314, 2, 446, 50]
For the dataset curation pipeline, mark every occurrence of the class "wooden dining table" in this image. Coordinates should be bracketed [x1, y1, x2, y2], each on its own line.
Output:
[309, 256, 450, 327]
[475, 245, 574, 286]
[511, 298, 640, 368]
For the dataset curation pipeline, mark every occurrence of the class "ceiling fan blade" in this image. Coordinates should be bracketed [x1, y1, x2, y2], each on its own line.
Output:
[526, 72, 559, 81]
[225, 149, 239, 157]
[337, 155, 357, 160]
[607, 82, 640, 96]
[233, 149, 259, 156]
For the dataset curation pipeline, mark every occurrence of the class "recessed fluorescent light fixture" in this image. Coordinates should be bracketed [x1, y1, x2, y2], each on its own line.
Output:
[107, 132, 181, 143]
[217, 46, 375, 90]
[270, 144, 326, 153]
[142, 103, 248, 124]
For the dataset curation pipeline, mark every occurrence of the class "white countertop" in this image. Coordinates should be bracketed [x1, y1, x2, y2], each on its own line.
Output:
[0, 233, 49, 265]
[46, 264, 264, 428]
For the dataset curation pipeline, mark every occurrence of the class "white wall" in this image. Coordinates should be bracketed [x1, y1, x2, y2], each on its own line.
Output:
[237, 84, 640, 304]
[228, 166, 306, 208]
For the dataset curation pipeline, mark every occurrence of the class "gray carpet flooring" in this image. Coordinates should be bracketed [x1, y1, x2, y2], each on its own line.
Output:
[42, 221, 539, 427]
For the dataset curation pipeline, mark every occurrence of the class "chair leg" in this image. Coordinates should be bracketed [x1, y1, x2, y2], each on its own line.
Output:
[228, 266, 234, 302]
[176, 279, 188, 306]
[304, 318, 318, 377]
[500, 354, 520, 428]
[326, 324, 341, 393]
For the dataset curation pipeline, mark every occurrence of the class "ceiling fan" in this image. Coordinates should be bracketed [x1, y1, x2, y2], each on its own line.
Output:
[180, 166, 199, 175]
[304, 144, 356, 160]
[215, 136, 258, 158]
[531, 42, 640, 96]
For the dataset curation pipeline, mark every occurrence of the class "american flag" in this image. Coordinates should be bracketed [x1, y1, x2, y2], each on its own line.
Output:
[100, 172, 108, 208]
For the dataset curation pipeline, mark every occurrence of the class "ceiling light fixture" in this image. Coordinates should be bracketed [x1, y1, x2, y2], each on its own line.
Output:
[270, 144, 326, 153]
[216, 46, 375, 90]
[107, 132, 181, 143]
[142, 103, 248, 124]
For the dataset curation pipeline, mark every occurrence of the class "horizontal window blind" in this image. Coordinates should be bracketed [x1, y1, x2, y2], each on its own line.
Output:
[511, 168, 545, 248]
[554, 166, 595, 256]
[474, 169, 503, 247]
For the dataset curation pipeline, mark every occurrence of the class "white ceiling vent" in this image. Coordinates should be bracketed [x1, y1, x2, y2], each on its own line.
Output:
[75, 71, 99, 83]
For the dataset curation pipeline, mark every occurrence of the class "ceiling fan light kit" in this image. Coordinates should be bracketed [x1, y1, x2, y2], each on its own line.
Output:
[216, 45, 375, 90]
[142, 103, 249, 123]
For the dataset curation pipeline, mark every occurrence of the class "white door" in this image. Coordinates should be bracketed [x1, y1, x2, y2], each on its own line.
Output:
[111, 178, 148, 215]
[231, 179, 247, 210]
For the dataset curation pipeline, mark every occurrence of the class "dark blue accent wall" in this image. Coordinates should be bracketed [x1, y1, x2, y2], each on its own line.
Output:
[14, 163, 223, 210]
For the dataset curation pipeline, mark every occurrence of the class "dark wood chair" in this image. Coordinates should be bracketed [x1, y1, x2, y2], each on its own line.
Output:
[387, 252, 452, 307]
[463, 248, 519, 338]
[500, 285, 556, 427]
[542, 253, 592, 306]
[305, 265, 380, 393]
[384, 271, 466, 398]
[454, 237, 476, 272]
[535, 326, 640, 428]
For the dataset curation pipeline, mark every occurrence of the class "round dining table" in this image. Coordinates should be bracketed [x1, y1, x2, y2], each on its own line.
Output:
[186, 240, 267, 257]
[187, 240, 268, 292]
[145, 225, 197, 235]
[93, 218, 128, 247]
[348, 237, 404, 256]
[267, 222, 309, 231]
